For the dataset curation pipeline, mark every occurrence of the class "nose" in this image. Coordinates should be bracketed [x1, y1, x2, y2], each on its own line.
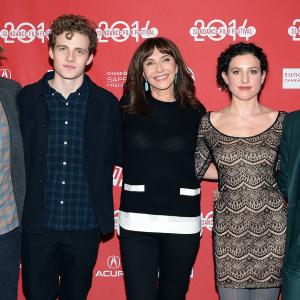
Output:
[155, 62, 163, 72]
[66, 50, 75, 62]
[241, 71, 249, 83]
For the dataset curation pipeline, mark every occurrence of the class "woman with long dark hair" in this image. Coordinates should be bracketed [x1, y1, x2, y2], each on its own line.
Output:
[119, 37, 214, 300]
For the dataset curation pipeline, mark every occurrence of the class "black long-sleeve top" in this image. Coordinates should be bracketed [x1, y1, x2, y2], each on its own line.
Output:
[119, 95, 205, 234]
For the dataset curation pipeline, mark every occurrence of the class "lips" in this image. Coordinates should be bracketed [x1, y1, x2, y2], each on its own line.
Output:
[63, 64, 76, 69]
[238, 86, 251, 90]
[154, 74, 168, 80]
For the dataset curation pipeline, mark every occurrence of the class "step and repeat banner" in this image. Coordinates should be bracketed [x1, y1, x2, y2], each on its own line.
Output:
[1, 0, 300, 299]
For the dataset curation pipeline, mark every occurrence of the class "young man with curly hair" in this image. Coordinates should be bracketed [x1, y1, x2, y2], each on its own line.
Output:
[18, 15, 122, 300]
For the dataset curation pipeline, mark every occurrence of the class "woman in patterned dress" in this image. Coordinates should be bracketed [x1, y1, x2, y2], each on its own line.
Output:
[195, 42, 287, 300]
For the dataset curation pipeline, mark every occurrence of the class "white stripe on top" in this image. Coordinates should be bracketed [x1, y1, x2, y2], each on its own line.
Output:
[119, 211, 201, 235]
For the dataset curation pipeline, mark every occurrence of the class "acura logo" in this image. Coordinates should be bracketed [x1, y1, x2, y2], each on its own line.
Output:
[0, 68, 12, 79]
[107, 255, 121, 269]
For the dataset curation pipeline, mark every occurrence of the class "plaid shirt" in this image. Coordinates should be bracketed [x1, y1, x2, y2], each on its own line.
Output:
[0, 102, 18, 234]
[43, 75, 98, 230]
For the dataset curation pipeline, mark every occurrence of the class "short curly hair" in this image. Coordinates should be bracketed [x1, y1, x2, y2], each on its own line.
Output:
[48, 14, 97, 55]
[217, 42, 268, 91]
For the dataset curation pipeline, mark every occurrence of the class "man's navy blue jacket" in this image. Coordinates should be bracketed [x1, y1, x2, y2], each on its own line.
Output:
[17, 73, 122, 235]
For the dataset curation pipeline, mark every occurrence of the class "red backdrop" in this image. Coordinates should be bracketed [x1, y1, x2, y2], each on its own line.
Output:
[1, 0, 300, 299]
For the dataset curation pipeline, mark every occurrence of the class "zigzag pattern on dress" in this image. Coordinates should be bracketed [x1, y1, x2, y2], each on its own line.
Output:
[195, 112, 287, 288]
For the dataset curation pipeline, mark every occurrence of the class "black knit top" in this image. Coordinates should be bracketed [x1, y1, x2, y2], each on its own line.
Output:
[120, 95, 205, 219]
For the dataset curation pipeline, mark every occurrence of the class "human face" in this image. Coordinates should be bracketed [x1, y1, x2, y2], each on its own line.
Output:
[222, 53, 266, 102]
[49, 32, 93, 82]
[143, 47, 178, 99]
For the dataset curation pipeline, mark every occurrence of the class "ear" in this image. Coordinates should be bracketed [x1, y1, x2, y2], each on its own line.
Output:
[49, 47, 54, 60]
[86, 54, 93, 66]
[175, 64, 178, 74]
[142, 72, 148, 81]
[261, 71, 266, 84]
[221, 72, 229, 84]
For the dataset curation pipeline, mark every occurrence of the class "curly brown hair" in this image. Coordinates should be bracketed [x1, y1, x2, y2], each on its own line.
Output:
[123, 37, 204, 115]
[48, 15, 97, 55]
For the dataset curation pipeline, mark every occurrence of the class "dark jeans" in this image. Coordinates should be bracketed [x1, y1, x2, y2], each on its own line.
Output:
[0, 227, 21, 300]
[21, 228, 101, 300]
[119, 227, 200, 300]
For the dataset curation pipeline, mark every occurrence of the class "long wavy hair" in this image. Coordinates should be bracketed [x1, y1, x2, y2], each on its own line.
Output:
[122, 37, 202, 114]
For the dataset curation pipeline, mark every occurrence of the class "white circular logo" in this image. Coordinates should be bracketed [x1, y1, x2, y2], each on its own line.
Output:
[0, 68, 12, 79]
[107, 255, 121, 269]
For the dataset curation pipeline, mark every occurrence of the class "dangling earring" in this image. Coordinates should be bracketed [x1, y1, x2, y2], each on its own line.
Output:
[174, 73, 178, 85]
[144, 80, 149, 92]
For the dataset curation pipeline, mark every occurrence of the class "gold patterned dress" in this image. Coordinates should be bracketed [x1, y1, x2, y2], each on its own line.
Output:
[195, 112, 287, 288]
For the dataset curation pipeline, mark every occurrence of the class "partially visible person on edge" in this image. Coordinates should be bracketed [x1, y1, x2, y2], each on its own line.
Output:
[195, 42, 287, 300]
[17, 15, 122, 300]
[0, 45, 26, 300]
[278, 110, 300, 300]
[118, 37, 217, 300]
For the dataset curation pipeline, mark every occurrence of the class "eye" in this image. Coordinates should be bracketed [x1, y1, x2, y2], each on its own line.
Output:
[232, 70, 239, 75]
[76, 49, 86, 55]
[145, 60, 154, 66]
[250, 69, 258, 74]
[58, 46, 66, 52]
[162, 57, 171, 62]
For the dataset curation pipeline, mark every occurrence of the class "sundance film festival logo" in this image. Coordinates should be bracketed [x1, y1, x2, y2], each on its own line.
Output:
[0, 22, 49, 44]
[288, 19, 300, 41]
[96, 20, 158, 43]
[189, 19, 256, 42]
[106, 71, 127, 88]
[0, 68, 12, 79]
[282, 68, 300, 89]
[113, 166, 123, 187]
[200, 211, 213, 236]
[114, 210, 120, 233]
[0, 20, 158, 44]
[95, 255, 123, 277]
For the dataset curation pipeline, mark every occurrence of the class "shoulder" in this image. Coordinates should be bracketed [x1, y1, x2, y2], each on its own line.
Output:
[209, 110, 224, 123]
[119, 95, 130, 107]
[88, 77, 118, 105]
[18, 78, 43, 99]
[284, 109, 300, 123]
[0, 77, 21, 95]
[198, 112, 212, 130]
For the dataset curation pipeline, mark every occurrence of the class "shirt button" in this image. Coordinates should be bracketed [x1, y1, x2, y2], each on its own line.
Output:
[78, 92, 81, 96]
[42, 123, 47, 128]
[64, 141, 68, 145]
[37, 202, 42, 207]
[60, 201, 64, 205]
[64, 121, 68, 125]
[39, 179, 43, 183]
[62, 181, 65, 185]
[62, 162, 67, 166]
[66, 102, 69, 106]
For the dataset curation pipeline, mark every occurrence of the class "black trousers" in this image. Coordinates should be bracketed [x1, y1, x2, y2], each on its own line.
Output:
[21, 228, 101, 300]
[119, 227, 200, 300]
[0, 227, 20, 300]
